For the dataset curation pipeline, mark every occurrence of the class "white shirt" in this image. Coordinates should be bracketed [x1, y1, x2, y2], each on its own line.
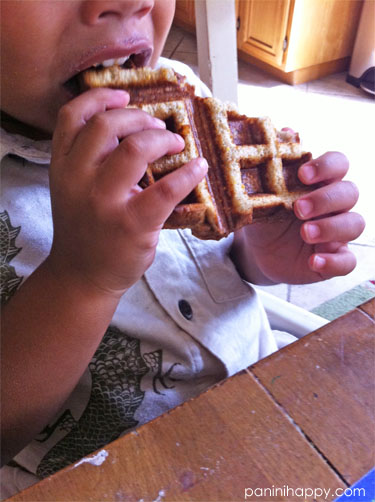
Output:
[0, 58, 278, 498]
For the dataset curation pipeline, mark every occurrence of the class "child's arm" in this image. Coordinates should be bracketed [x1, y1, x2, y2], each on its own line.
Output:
[1, 88, 207, 465]
[230, 151, 365, 285]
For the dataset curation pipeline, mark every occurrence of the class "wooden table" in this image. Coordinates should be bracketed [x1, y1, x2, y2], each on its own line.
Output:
[9, 299, 375, 502]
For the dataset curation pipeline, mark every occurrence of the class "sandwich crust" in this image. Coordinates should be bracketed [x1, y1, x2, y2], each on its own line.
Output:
[82, 66, 314, 240]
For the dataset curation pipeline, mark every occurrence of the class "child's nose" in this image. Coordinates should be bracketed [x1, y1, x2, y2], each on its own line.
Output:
[81, 1, 154, 25]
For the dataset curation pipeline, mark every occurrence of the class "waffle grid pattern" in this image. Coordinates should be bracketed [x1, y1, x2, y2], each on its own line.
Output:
[83, 66, 313, 240]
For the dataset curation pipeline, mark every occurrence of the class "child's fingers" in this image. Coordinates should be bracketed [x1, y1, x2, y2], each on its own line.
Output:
[97, 129, 186, 198]
[313, 241, 348, 254]
[309, 246, 357, 279]
[298, 151, 349, 185]
[126, 158, 208, 230]
[69, 108, 166, 167]
[294, 180, 359, 220]
[53, 88, 129, 156]
[300, 212, 365, 245]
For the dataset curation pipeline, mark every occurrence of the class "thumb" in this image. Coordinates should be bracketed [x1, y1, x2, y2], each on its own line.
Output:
[128, 157, 208, 230]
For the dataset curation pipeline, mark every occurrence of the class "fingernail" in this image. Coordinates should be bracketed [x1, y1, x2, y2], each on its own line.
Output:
[152, 117, 166, 128]
[339, 244, 348, 252]
[313, 255, 326, 270]
[174, 133, 185, 144]
[113, 89, 129, 99]
[196, 157, 208, 170]
[306, 223, 320, 240]
[301, 163, 316, 182]
[296, 198, 313, 218]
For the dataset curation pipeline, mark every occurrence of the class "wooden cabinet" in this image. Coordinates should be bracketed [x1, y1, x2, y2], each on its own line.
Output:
[237, 0, 291, 67]
[237, 0, 364, 84]
[173, 0, 195, 32]
[173, 0, 364, 85]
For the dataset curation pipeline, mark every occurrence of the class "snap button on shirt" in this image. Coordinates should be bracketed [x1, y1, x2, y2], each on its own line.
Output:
[178, 299, 193, 320]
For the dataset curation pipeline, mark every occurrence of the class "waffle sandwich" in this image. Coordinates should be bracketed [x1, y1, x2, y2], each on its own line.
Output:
[82, 66, 313, 240]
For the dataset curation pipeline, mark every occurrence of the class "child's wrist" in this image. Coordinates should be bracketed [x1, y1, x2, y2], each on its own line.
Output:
[42, 253, 127, 304]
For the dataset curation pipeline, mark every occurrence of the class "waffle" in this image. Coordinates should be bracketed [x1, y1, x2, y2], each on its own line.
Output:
[82, 66, 314, 240]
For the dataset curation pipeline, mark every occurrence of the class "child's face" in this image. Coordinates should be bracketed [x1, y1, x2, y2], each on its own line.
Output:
[1, 0, 175, 136]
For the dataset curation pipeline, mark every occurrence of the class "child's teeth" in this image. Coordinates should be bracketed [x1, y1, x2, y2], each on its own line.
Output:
[92, 56, 130, 69]
[102, 58, 115, 68]
[116, 56, 129, 66]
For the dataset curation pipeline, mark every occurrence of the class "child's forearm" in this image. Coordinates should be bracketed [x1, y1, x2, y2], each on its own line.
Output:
[0, 258, 121, 466]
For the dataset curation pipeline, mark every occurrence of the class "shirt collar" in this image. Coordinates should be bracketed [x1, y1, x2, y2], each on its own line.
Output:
[0, 127, 52, 164]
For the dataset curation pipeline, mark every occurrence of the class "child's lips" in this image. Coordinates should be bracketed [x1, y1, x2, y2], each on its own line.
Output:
[62, 46, 152, 98]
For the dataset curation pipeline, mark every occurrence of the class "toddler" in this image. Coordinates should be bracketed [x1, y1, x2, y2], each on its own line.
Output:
[0, 1, 364, 497]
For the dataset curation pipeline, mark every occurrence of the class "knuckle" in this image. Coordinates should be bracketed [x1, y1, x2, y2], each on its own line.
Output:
[331, 217, 342, 237]
[321, 187, 336, 208]
[122, 199, 140, 228]
[121, 136, 145, 158]
[138, 109, 157, 123]
[182, 174, 198, 195]
[88, 112, 111, 135]
[57, 102, 75, 125]
[122, 201, 155, 240]
[156, 180, 177, 205]
[180, 160, 205, 185]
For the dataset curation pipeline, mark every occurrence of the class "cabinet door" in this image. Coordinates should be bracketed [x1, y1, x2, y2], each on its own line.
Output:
[237, 0, 292, 67]
[285, 0, 364, 71]
[174, 0, 196, 30]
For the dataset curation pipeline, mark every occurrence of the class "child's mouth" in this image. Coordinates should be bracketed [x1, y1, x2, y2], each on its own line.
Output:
[63, 49, 152, 98]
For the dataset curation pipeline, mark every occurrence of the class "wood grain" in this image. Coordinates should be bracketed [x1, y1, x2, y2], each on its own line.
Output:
[9, 372, 344, 502]
[287, 0, 363, 71]
[238, 0, 291, 66]
[358, 297, 375, 320]
[9, 301, 374, 501]
[173, 0, 364, 83]
[251, 306, 375, 486]
[238, 51, 350, 85]
[173, 0, 196, 33]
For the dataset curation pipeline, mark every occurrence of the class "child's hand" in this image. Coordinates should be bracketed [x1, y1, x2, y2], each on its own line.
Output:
[232, 151, 365, 285]
[48, 88, 207, 296]
[294, 152, 365, 280]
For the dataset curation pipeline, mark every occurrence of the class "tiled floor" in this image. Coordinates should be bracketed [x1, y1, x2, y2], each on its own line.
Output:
[163, 25, 375, 311]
